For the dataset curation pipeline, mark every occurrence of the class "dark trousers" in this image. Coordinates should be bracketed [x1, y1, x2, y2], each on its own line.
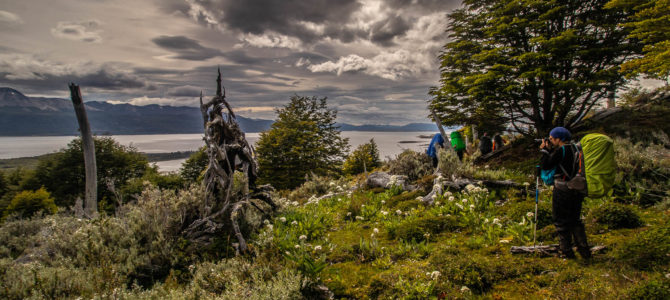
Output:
[552, 188, 591, 259]
[456, 149, 464, 161]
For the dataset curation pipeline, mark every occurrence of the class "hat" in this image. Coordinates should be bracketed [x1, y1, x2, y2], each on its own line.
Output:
[549, 127, 571, 142]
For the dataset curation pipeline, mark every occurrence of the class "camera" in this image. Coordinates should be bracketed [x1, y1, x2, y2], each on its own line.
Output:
[534, 138, 547, 143]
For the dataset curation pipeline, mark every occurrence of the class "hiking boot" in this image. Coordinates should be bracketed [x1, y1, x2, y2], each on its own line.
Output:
[557, 230, 575, 259]
[572, 224, 591, 260]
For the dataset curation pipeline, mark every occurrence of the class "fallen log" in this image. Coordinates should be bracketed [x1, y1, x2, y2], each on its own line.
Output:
[510, 244, 606, 255]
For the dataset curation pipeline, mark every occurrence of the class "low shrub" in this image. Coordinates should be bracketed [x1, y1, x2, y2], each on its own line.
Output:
[386, 150, 433, 181]
[588, 201, 642, 229]
[387, 215, 460, 242]
[503, 200, 552, 229]
[614, 219, 670, 270]
[626, 275, 670, 300]
[4, 188, 57, 219]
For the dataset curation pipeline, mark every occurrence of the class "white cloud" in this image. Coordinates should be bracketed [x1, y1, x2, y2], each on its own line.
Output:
[235, 32, 303, 49]
[51, 20, 103, 43]
[107, 96, 196, 107]
[308, 49, 431, 80]
[0, 10, 23, 25]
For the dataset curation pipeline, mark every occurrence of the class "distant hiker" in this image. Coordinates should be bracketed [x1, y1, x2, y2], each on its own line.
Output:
[493, 134, 506, 151]
[426, 133, 444, 168]
[540, 127, 591, 259]
[450, 131, 466, 161]
[479, 133, 493, 155]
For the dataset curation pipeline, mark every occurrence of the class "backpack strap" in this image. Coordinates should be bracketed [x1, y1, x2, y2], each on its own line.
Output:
[557, 144, 581, 180]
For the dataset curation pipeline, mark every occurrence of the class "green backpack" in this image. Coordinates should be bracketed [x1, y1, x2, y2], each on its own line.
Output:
[450, 131, 466, 151]
[567, 134, 616, 198]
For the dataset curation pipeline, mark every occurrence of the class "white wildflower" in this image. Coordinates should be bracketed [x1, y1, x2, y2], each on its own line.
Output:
[396, 210, 402, 215]
[435, 201, 441, 206]
[314, 245, 322, 251]
[484, 218, 489, 223]
[455, 203, 464, 210]
[299, 235, 307, 240]
[461, 286, 470, 292]
[381, 210, 388, 216]
[527, 212, 534, 218]
[416, 196, 423, 201]
[279, 217, 287, 223]
[430, 271, 441, 280]
[285, 251, 291, 255]
[295, 245, 300, 249]
[370, 233, 375, 238]
[263, 219, 270, 225]
[424, 233, 431, 239]
[448, 196, 455, 202]
[291, 201, 299, 206]
[361, 204, 365, 208]
[492, 218, 500, 225]
[381, 200, 386, 204]
[291, 220, 298, 226]
[523, 182, 530, 186]
[266, 224, 273, 230]
[346, 212, 352, 217]
[431, 194, 437, 200]
[433, 184, 441, 190]
[356, 216, 364, 221]
[499, 239, 510, 244]
[373, 228, 379, 234]
[469, 204, 475, 210]
[462, 198, 468, 203]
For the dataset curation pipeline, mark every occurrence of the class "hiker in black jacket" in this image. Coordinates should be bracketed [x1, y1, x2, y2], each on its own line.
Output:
[540, 127, 591, 259]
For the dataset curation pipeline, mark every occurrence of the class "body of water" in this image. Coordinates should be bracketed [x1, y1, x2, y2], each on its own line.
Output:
[0, 131, 448, 172]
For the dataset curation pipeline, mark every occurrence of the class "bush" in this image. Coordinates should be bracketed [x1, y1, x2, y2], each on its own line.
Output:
[615, 220, 670, 270]
[613, 138, 670, 206]
[32, 136, 149, 208]
[388, 215, 460, 242]
[626, 275, 670, 300]
[588, 201, 642, 229]
[387, 150, 433, 181]
[342, 139, 381, 175]
[180, 146, 207, 183]
[4, 188, 57, 219]
[256, 95, 349, 190]
[436, 148, 463, 179]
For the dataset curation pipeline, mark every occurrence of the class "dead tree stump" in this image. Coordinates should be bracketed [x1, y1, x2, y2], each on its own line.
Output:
[183, 69, 276, 253]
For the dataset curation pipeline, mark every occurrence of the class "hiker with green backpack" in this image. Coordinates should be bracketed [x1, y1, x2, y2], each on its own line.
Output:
[539, 127, 592, 259]
[450, 130, 466, 161]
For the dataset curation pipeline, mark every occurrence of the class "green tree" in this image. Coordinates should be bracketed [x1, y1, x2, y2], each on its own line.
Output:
[256, 95, 349, 190]
[431, 0, 640, 136]
[4, 187, 57, 219]
[180, 146, 208, 183]
[606, 0, 670, 82]
[33, 136, 149, 208]
[342, 139, 381, 175]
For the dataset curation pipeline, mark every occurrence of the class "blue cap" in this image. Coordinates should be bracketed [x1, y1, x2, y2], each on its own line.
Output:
[549, 127, 571, 142]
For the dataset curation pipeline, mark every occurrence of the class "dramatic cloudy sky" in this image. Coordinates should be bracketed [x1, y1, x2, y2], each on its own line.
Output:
[0, 0, 463, 125]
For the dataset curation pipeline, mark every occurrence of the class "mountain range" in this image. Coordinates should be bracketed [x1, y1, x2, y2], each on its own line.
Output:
[0, 88, 438, 136]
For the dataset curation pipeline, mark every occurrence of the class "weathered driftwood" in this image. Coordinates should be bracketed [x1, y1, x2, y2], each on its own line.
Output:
[473, 144, 512, 164]
[430, 108, 454, 153]
[510, 244, 606, 256]
[421, 174, 523, 204]
[365, 172, 416, 191]
[69, 83, 97, 218]
[183, 69, 276, 253]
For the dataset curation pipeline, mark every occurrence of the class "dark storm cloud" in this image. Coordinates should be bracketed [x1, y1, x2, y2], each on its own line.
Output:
[370, 15, 411, 46]
[152, 35, 223, 60]
[166, 85, 203, 97]
[386, 0, 460, 11]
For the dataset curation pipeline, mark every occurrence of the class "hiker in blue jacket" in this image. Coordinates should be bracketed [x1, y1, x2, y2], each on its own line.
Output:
[540, 127, 591, 259]
[426, 133, 444, 168]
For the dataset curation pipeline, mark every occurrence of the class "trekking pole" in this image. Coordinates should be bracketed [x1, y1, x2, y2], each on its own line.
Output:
[533, 165, 540, 250]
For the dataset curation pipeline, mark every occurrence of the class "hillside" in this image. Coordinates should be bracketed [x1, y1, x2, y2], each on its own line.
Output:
[0, 88, 439, 136]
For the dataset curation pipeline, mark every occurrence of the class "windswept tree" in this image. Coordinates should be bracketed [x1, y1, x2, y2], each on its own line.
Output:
[256, 95, 349, 190]
[606, 0, 670, 83]
[342, 139, 381, 175]
[431, 0, 640, 136]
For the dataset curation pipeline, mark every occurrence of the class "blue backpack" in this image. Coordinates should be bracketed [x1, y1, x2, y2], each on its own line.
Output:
[540, 146, 565, 185]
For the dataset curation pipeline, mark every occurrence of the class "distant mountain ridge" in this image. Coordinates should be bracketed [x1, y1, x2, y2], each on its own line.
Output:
[0, 88, 439, 136]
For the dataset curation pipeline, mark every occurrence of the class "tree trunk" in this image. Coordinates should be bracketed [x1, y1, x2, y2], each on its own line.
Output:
[69, 83, 97, 218]
[431, 108, 454, 152]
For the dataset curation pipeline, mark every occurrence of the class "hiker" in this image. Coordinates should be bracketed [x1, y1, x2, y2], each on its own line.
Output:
[450, 130, 466, 161]
[493, 134, 506, 151]
[539, 127, 591, 259]
[479, 133, 493, 155]
[426, 133, 444, 168]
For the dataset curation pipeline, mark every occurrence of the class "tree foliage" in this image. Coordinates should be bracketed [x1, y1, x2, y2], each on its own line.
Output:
[4, 188, 57, 219]
[431, 0, 640, 136]
[32, 137, 149, 208]
[180, 146, 208, 183]
[256, 95, 349, 190]
[606, 0, 670, 82]
[342, 139, 381, 175]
